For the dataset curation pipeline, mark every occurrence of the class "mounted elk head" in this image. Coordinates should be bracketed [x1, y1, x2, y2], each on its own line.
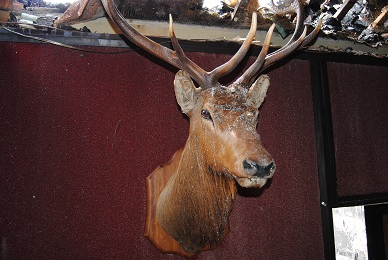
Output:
[101, 0, 321, 257]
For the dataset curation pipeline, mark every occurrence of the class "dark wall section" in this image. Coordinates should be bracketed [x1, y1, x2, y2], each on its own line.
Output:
[328, 63, 388, 198]
[0, 42, 323, 259]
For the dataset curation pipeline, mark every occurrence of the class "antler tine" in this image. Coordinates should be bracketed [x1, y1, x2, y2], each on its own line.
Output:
[256, 0, 306, 71]
[102, 0, 257, 89]
[170, 12, 259, 89]
[258, 0, 305, 58]
[258, 18, 321, 75]
[287, 1, 305, 44]
[234, 23, 276, 87]
[101, 0, 181, 69]
[257, 25, 307, 76]
[206, 12, 258, 86]
[169, 15, 208, 87]
[300, 18, 322, 48]
[239, 1, 321, 85]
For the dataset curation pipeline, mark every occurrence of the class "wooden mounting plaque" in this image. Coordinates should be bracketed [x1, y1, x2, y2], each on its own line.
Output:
[144, 148, 196, 258]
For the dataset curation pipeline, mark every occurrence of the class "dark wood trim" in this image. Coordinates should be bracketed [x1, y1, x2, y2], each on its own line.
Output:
[335, 193, 388, 208]
[1, 29, 388, 67]
[310, 56, 336, 260]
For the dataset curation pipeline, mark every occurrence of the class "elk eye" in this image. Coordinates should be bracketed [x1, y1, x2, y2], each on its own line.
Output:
[201, 109, 212, 121]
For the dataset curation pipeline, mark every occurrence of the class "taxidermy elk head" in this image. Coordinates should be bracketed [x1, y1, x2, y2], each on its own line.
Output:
[101, 0, 321, 257]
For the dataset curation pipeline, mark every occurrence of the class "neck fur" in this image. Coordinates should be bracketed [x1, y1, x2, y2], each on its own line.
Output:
[156, 134, 237, 253]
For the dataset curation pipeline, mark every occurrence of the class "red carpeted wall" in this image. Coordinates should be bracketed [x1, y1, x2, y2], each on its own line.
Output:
[328, 63, 388, 198]
[0, 42, 323, 259]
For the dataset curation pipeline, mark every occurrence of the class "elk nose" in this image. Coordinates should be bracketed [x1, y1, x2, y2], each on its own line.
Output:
[243, 159, 275, 178]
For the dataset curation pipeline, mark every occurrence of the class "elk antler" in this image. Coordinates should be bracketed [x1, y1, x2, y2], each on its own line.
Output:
[101, 0, 321, 89]
[233, 23, 276, 87]
[101, 0, 258, 89]
[235, 0, 322, 87]
[169, 13, 258, 88]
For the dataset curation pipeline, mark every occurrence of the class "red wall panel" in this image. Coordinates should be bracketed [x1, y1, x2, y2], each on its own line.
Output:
[0, 42, 323, 259]
[328, 62, 388, 197]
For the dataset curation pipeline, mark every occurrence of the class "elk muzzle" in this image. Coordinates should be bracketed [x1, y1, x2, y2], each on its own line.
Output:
[243, 159, 275, 178]
[234, 157, 275, 188]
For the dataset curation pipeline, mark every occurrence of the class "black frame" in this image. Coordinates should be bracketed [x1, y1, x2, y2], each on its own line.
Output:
[308, 52, 388, 260]
[310, 56, 337, 260]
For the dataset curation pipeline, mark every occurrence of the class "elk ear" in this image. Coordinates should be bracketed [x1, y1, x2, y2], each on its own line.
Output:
[247, 74, 270, 109]
[174, 70, 200, 114]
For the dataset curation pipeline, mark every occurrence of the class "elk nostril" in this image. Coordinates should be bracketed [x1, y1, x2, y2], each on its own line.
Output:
[253, 162, 275, 178]
[243, 159, 275, 178]
[243, 159, 257, 174]
[267, 162, 275, 173]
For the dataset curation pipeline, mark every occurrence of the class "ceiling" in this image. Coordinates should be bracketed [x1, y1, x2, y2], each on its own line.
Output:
[3, 0, 388, 57]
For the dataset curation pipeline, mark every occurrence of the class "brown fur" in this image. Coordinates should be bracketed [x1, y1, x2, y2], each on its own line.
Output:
[155, 85, 273, 253]
[156, 134, 237, 253]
